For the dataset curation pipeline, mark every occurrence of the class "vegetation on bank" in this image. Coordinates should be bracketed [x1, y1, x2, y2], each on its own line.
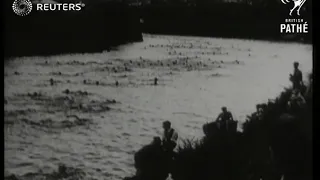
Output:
[139, 0, 312, 43]
[4, 0, 312, 58]
[4, 1, 143, 57]
[49, 0, 313, 44]
[126, 72, 312, 180]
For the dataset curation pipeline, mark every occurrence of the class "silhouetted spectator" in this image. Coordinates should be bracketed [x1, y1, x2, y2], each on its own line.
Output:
[216, 107, 234, 131]
[162, 121, 178, 154]
[289, 62, 304, 91]
[162, 121, 178, 178]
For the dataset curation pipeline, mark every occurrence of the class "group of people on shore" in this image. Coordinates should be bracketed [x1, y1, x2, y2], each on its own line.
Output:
[129, 106, 237, 180]
[126, 61, 309, 180]
[127, 121, 178, 180]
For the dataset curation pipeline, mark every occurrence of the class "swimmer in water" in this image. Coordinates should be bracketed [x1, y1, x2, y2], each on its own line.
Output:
[154, 77, 158, 85]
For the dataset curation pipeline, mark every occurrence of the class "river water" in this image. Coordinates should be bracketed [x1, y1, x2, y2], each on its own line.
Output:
[4, 34, 312, 180]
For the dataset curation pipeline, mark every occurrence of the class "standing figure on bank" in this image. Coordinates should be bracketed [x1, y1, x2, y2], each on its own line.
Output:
[289, 62, 304, 91]
[215, 107, 234, 131]
[162, 121, 178, 178]
[162, 121, 178, 156]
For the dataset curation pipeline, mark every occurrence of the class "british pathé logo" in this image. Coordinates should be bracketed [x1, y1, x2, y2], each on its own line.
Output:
[281, 0, 307, 16]
[280, 19, 308, 33]
[280, 0, 308, 34]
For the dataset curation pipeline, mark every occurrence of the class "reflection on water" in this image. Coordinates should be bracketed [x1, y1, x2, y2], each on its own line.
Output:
[4, 34, 312, 180]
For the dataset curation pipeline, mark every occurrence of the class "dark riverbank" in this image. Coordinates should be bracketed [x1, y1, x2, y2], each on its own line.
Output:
[4, 1, 143, 58]
[126, 72, 312, 180]
[140, 3, 312, 44]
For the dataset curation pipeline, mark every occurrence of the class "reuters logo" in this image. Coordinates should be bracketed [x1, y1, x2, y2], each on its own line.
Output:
[12, 0, 33, 16]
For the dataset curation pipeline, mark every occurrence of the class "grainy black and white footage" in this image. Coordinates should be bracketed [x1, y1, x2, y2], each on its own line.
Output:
[4, 0, 313, 180]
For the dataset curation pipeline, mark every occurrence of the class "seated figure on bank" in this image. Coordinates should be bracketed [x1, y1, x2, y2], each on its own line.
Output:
[215, 107, 237, 132]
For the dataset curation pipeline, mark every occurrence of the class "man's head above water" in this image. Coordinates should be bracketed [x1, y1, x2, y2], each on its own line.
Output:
[162, 121, 171, 130]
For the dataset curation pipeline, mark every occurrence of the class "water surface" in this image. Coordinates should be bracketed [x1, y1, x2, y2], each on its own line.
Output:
[4, 34, 312, 180]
